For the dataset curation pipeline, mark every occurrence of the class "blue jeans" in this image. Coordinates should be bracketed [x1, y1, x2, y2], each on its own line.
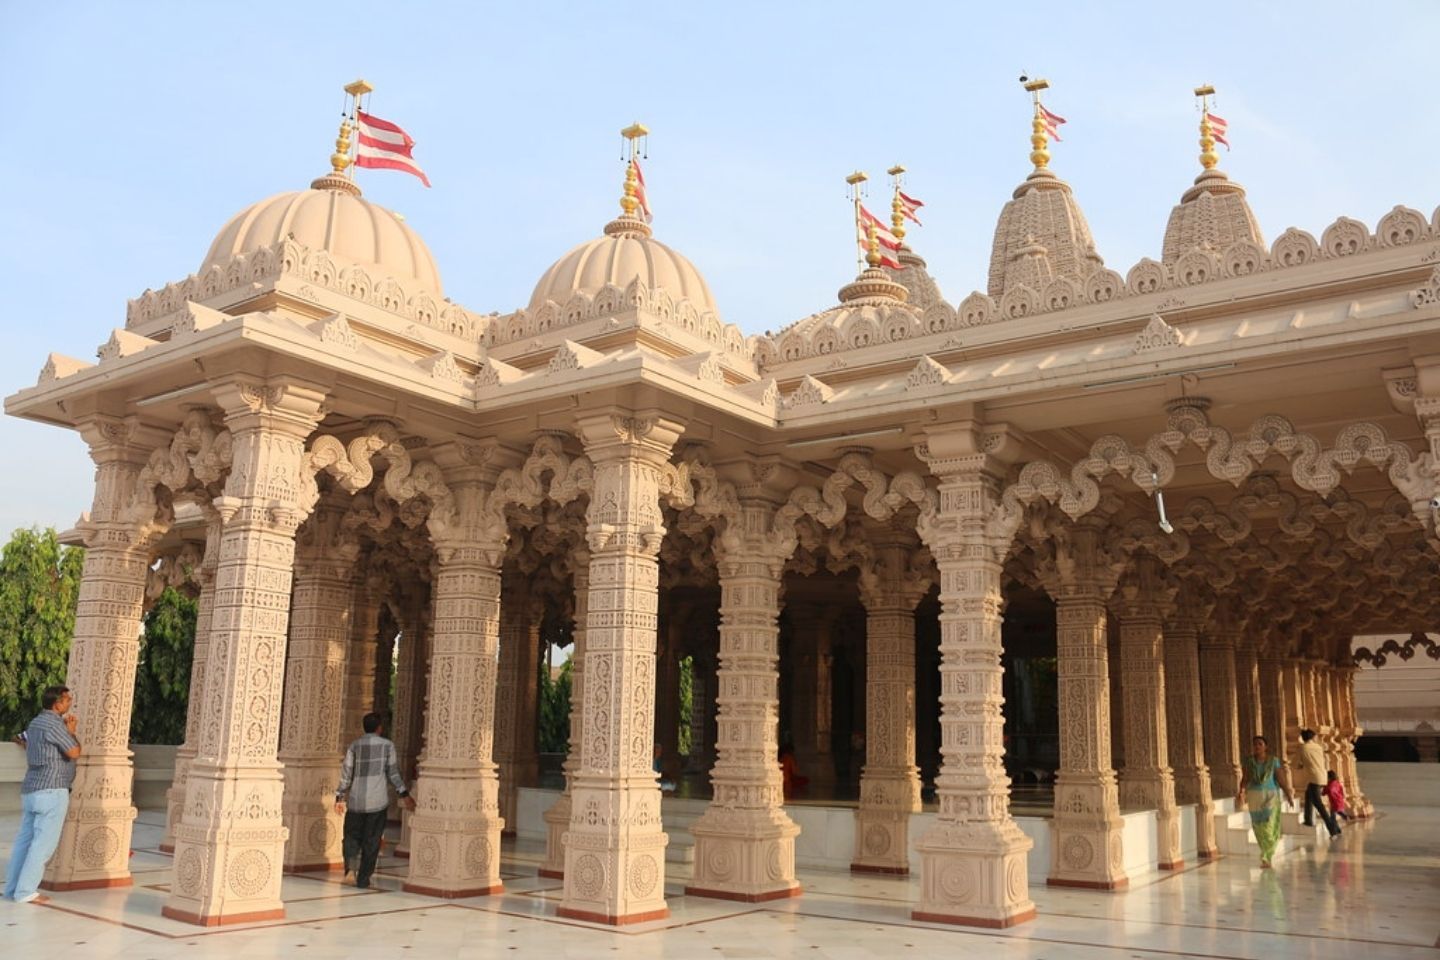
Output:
[4, 788, 70, 901]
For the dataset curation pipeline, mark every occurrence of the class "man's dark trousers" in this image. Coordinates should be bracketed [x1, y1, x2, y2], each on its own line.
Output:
[1302, 783, 1341, 836]
[343, 809, 389, 887]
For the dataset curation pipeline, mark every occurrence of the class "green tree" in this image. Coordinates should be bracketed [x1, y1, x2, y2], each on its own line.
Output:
[0, 527, 84, 738]
[677, 655, 694, 757]
[538, 655, 573, 754]
[130, 586, 198, 745]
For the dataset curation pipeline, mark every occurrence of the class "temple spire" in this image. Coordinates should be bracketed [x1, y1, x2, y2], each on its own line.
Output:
[312, 79, 370, 196]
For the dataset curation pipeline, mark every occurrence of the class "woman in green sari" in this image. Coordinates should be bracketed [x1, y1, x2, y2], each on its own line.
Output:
[1236, 735, 1295, 867]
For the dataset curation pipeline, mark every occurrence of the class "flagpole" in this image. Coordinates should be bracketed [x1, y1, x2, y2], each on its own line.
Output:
[846, 170, 868, 273]
[1022, 77, 1052, 172]
[343, 79, 374, 185]
[1194, 84, 1219, 171]
[886, 164, 907, 245]
[620, 121, 648, 219]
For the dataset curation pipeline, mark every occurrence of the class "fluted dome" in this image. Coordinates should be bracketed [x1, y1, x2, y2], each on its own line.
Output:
[987, 168, 1103, 298]
[200, 175, 443, 295]
[890, 246, 944, 311]
[1161, 168, 1264, 264]
[527, 214, 718, 316]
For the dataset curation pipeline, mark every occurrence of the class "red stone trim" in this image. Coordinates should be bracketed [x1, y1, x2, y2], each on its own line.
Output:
[284, 861, 344, 874]
[401, 881, 503, 899]
[556, 905, 670, 925]
[850, 863, 909, 875]
[41, 876, 134, 891]
[158, 843, 175, 854]
[684, 884, 802, 903]
[1197, 848, 1220, 860]
[1047, 876, 1129, 890]
[394, 850, 411, 859]
[161, 905, 287, 927]
[537, 868, 564, 879]
[1158, 859, 1184, 870]
[911, 906, 1037, 929]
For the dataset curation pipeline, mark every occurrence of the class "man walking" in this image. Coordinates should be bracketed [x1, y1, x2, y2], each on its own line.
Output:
[4, 686, 82, 904]
[334, 713, 413, 888]
[1298, 729, 1342, 839]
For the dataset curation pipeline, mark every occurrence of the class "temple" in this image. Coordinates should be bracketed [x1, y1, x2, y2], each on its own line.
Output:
[7, 80, 1440, 929]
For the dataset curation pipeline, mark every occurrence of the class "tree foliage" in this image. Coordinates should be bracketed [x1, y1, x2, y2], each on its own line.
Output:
[130, 586, 198, 745]
[0, 528, 84, 738]
[678, 654, 694, 757]
[538, 655, 573, 754]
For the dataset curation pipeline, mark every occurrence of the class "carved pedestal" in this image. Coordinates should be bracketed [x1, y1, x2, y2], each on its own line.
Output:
[687, 541, 801, 902]
[1164, 610, 1216, 859]
[164, 379, 326, 926]
[558, 414, 681, 924]
[852, 538, 926, 875]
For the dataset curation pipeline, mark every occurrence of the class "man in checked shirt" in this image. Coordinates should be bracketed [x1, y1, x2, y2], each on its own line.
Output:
[334, 713, 414, 888]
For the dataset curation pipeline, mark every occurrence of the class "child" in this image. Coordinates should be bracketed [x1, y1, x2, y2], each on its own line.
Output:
[1324, 770, 1352, 821]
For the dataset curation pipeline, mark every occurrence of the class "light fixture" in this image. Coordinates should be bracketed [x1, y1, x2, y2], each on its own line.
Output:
[1152, 469, 1174, 534]
[135, 381, 211, 407]
[786, 425, 903, 449]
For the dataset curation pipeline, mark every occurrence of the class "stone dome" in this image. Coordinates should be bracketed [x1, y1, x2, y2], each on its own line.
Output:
[1161, 168, 1264, 264]
[527, 214, 718, 317]
[200, 175, 443, 295]
[987, 168, 1103, 298]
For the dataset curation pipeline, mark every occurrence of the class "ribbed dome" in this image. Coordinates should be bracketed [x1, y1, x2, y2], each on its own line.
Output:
[200, 178, 443, 295]
[527, 215, 718, 316]
[987, 168, 1103, 298]
[1161, 168, 1264, 264]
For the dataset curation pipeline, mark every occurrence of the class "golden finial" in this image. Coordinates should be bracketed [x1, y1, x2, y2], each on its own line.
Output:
[1195, 84, 1219, 171]
[1022, 77, 1054, 171]
[887, 164, 907, 242]
[313, 79, 371, 195]
[846, 171, 869, 272]
[865, 222, 882, 268]
[619, 121, 649, 218]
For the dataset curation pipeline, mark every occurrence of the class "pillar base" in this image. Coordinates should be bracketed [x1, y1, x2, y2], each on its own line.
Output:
[556, 905, 669, 925]
[851, 863, 909, 875]
[402, 881, 504, 899]
[403, 806, 504, 897]
[161, 905, 286, 927]
[540, 791, 572, 877]
[851, 796, 919, 875]
[688, 805, 800, 902]
[41, 876, 133, 891]
[914, 819, 1035, 927]
[1047, 876, 1129, 890]
[685, 883, 801, 903]
[1048, 811, 1128, 890]
[1159, 859, 1184, 870]
[1198, 848, 1220, 860]
[538, 867, 564, 879]
[283, 861, 343, 874]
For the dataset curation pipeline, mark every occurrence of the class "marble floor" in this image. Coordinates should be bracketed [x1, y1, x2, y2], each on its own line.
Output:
[2, 806, 1437, 958]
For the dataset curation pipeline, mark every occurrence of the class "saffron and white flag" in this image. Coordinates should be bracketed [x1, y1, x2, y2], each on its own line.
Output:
[1207, 113, 1230, 149]
[898, 190, 924, 226]
[355, 110, 431, 187]
[632, 159, 653, 223]
[858, 205, 902, 251]
[1039, 105, 1066, 142]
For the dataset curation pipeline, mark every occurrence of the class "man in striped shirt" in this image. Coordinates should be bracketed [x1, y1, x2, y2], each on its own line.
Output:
[334, 713, 413, 888]
[4, 685, 82, 904]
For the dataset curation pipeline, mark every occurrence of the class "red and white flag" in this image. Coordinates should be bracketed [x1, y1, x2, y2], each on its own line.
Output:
[632, 159, 653, 223]
[858, 205, 902, 251]
[898, 190, 924, 225]
[1206, 113, 1230, 149]
[354, 110, 431, 187]
[1039, 105, 1066, 142]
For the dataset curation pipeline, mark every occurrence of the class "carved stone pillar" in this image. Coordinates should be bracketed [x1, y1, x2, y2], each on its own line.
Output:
[1335, 665, 1371, 816]
[558, 412, 682, 925]
[911, 447, 1034, 927]
[44, 417, 170, 891]
[391, 587, 431, 857]
[162, 513, 222, 854]
[340, 572, 386, 750]
[1164, 600, 1216, 859]
[542, 549, 589, 878]
[1234, 637, 1262, 752]
[788, 604, 836, 795]
[687, 500, 800, 902]
[1113, 558, 1182, 870]
[1198, 610, 1243, 800]
[1279, 655, 1304, 775]
[164, 378, 327, 925]
[494, 568, 532, 836]
[1039, 521, 1126, 891]
[851, 533, 927, 875]
[1256, 644, 1288, 764]
[402, 442, 508, 899]
[277, 501, 359, 872]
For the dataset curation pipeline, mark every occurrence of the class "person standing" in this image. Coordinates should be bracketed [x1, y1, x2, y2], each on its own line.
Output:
[1236, 735, 1293, 868]
[1298, 729, 1342, 838]
[334, 713, 414, 889]
[4, 686, 81, 904]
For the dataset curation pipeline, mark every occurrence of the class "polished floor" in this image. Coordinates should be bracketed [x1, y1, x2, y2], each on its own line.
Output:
[2, 805, 1437, 958]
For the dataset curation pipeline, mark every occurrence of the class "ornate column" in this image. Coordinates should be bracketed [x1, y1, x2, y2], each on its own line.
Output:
[1033, 520, 1127, 890]
[1197, 603, 1243, 800]
[1164, 598, 1216, 859]
[687, 499, 801, 902]
[494, 567, 532, 836]
[1234, 636, 1262, 751]
[162, 512, 222, 854]
[44, 416, 171, 890]
[1256, 640, 1288, 764]
[558, 413, 683, 924]
[1335, 665, 1371, 816]
[402, 442, 508, 899]
[851, 530, 928, 874]
[1279, 654, 1304, 774]
[277, 499, 359, 872]
[541, 548, 589, 878]
[164, 378, 327, 925]
[911, 443, 1034, 927]
[340, 571, 386, 750]
[1113, 557, 1182, 870]
[391, 586, 431, 857]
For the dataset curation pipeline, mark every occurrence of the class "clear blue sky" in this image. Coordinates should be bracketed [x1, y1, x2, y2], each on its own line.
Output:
[2, 1, 1436, 537]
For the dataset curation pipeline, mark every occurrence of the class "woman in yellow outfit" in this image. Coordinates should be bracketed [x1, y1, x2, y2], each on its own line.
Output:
[1236, 735, 1295, 867]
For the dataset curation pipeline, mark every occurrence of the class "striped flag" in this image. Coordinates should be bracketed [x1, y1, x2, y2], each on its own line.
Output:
[898, 191, 924, 226]
[1207, 113, 1230, 149]
[1039, 105, 1066, 142]
[858, 205, 902, 251]
[632, 159, 653, 223]
[355, 110, 431, 187]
